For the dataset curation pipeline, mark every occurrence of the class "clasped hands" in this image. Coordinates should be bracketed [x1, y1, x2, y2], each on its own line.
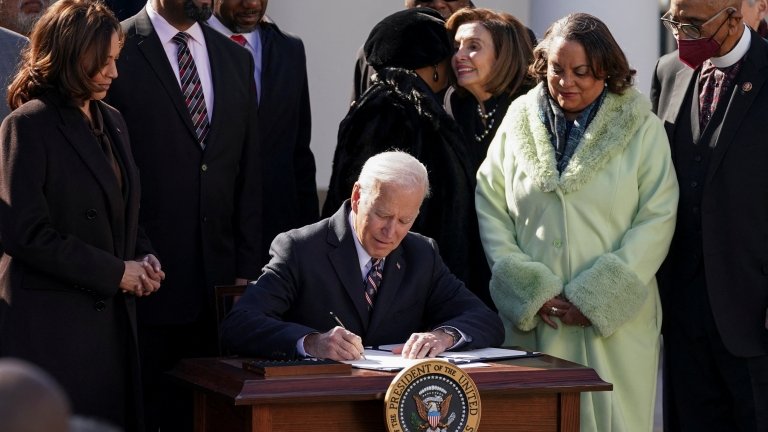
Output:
[538, 295, 592, 329]
[304, 327, 454, 361]
[120, 254, 165, 297]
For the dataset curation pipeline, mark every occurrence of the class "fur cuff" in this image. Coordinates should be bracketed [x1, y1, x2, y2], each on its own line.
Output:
[490, 256, 563, 331]
[564, 253, 647, 337]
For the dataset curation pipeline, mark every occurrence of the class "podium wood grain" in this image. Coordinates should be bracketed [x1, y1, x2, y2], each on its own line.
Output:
[171, 355, 611, 432]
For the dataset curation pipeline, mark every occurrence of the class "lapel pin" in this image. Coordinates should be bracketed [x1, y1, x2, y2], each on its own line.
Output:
[396, 262, 401, 270]
[742, 82, 753, 92]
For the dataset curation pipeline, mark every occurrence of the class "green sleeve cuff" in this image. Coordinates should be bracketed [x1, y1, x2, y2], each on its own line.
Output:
[564, 253, 647, 337]
[490, 255, 562, 331]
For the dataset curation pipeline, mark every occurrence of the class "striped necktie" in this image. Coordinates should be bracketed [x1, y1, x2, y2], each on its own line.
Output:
[364, 258, 383, 310]
[172, 32, 209, 148]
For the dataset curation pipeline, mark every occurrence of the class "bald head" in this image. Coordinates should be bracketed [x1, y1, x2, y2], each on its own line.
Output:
[0, 359, 70, 432]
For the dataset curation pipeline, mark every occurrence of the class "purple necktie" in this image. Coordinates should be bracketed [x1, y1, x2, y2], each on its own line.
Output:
[172, 32, 209, 148]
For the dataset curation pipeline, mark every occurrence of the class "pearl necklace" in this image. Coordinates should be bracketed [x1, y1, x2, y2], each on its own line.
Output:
[474, 103, 498, 142]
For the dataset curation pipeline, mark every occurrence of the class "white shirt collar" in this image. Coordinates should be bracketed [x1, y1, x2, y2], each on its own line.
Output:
[348, 210, 383, 280]
[711, 24, 751, 68]
[146, 1, 206, 46]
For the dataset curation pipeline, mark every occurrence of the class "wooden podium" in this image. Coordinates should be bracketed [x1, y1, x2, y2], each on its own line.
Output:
[170, 355, 611, 432]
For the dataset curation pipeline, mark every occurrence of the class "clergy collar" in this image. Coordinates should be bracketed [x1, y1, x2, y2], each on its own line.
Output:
[711, 24, 751, 69]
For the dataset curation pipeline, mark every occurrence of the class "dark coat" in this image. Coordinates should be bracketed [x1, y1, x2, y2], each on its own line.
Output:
[107, 11, 263, 326]
[221, 201, 504, 359]
[257, 21, 319, 256]
[442, 88, 528, 309]
[652, 31, 768, 357]
[0, 94, 150, 430]
[322, 68, 488, 303]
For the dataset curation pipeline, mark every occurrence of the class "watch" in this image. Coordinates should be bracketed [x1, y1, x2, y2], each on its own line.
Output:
[437, 327, 460, 347]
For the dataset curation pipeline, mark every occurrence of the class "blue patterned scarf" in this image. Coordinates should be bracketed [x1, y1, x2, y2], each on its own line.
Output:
[538, 85, 607, 174]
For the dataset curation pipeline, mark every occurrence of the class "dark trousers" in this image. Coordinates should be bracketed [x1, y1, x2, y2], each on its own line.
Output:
[139, 312, 218, 432]
[663, 271, 768, 432]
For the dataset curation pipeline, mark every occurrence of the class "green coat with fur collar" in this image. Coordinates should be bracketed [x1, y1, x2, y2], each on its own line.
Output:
[476, 83, 679, 432]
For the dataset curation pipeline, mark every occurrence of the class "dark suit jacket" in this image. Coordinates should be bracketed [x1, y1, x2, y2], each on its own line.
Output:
[107, 11, 262, 325]
[652, 30, 768, 357]
[0, 94, 149, 428]
[221, 201, 504, 359]
[257, 21, 318, 258]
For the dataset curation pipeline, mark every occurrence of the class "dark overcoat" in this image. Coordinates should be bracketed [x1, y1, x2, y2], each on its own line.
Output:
[0, 94, 150, 430]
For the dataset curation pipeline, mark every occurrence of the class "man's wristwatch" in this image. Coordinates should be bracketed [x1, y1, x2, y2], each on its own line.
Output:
[437, 327, 460, 347]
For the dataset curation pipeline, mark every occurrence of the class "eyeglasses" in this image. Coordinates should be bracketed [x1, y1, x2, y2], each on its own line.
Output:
[661, 7, 735, 39]
[414, 0, 463, 3]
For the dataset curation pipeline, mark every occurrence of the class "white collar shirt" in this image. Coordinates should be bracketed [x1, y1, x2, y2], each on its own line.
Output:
[146, 2, 214, 119]
[206, 15, 262, 102]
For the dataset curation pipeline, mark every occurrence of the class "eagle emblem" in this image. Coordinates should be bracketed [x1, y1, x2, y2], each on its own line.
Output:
[412, 386, 455, 431]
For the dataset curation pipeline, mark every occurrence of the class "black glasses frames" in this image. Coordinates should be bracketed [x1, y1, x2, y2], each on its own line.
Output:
[661, 7, 736, 39]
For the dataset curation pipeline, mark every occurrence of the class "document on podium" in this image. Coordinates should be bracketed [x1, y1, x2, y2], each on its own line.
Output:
[342, 347, 538, 371]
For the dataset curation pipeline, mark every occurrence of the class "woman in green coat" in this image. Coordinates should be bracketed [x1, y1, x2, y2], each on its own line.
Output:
[476, 13, 679, 432]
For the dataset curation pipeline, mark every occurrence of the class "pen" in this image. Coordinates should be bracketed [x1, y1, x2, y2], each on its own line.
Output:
[329, 311, 366, 360]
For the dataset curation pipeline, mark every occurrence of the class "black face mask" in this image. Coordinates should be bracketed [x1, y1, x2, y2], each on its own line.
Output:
[183, 0, 212, 22]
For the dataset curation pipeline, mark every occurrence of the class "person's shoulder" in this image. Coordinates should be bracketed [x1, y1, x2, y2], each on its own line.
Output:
[9, 97, 52, 118]
[655, 50, 685, 77]
[203, 25, 246, 54]
[0, 26, 26, 44]
[3, 97, 59, 134]
[97, 100, 126, 122]
[119, 10, 145, 35]
[261, 18, 304, 47]
[400, 231, 438, 255]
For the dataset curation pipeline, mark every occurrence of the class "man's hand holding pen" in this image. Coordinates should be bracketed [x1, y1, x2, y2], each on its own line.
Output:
[303, 327, 366, 361]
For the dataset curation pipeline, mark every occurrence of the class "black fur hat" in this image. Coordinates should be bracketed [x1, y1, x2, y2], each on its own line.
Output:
[364, 8, 452, 71]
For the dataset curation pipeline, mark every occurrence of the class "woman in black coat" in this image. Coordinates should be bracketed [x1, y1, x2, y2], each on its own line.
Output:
[0, 1, 164, 430]
[445, 8, 536, 170]
[323, 8, 490, 306]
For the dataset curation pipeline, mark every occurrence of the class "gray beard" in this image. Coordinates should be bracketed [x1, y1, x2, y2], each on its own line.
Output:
[15, 11, 42, 35]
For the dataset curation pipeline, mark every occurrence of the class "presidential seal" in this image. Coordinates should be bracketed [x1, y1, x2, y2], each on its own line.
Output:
[384, 360, 480, 432]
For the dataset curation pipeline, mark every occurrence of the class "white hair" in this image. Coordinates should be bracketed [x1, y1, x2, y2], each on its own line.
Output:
[356, 151, 431, 199]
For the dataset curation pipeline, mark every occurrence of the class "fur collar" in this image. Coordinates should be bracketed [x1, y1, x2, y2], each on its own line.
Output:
[369, 67, 446, 128]
[507, 83, 651, 193]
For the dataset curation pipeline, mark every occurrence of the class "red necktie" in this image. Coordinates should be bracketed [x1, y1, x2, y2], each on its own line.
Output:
[230, 34, 247, 47]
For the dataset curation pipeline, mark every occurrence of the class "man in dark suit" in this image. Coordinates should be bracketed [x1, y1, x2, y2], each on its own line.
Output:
[651, 0, 768, 429]
[106, 0, 262, 429]
[207, 0, 319, 258]
[221, 151, 503, 360]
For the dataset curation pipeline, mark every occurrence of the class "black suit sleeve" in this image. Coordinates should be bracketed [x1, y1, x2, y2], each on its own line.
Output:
[221, 230, 317, 358]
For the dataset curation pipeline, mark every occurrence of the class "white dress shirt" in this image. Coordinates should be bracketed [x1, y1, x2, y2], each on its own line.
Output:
[206, 15, 262, 102]
[146, 2, 214, 119]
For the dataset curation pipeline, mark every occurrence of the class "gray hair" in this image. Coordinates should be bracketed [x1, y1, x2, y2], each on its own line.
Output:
[356, 151, 431, 200]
